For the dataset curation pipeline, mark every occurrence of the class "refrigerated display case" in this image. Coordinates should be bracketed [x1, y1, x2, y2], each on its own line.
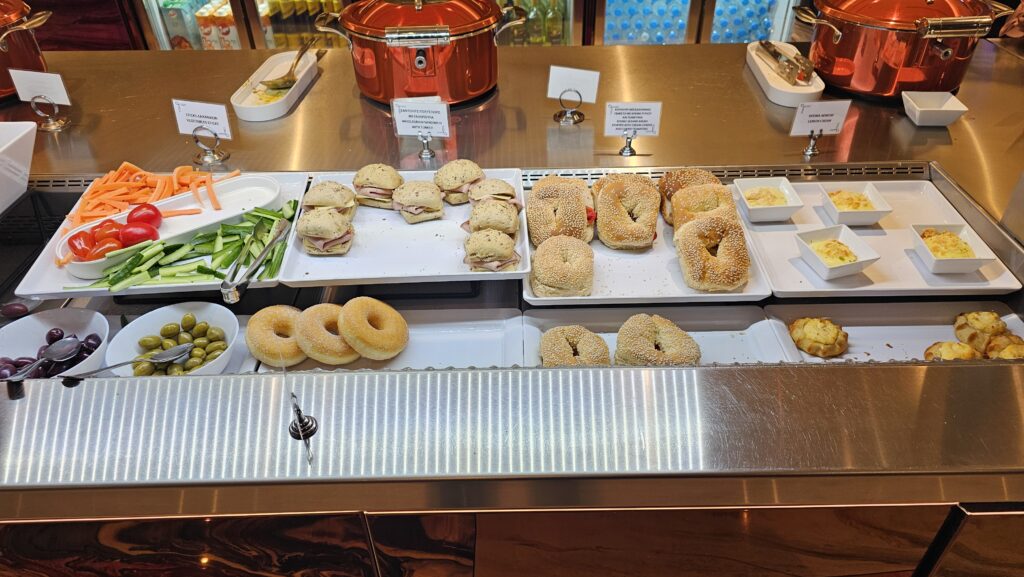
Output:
[699, 0, 799, 43]
[133, 0, 249, 49]
[498, 0, 582, 46]
[595, 0, 798, 45]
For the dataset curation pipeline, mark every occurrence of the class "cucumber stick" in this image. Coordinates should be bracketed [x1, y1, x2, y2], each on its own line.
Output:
[141, 274, 215, 286]
[159, 261, 202, 277]
[158, 243, 193, 265]
[132, 254, 163, 274]
[110, 270, 151, 293]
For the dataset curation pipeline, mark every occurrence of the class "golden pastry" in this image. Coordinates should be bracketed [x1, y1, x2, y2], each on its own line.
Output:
[992, 344, 1024, 360]
[921, 228, 975, 258]
[954, 311, 1007, 353]
[789, 317, 848, 358]
[985, 333, 1024, 359]
[924, 341, 982, 361]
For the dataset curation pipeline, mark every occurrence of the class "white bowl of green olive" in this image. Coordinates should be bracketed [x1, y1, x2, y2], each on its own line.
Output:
[106, 302, 239, 377]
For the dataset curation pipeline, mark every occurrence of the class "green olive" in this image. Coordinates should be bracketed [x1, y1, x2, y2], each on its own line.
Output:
[152, 369, 167, 376]
[159, 323, 181, 338]
[206, 327, 225, 342]
[192, 322, 209, 338]
[205, 350, 223, 363]
[184, 358, 203, 370]
[192, 337, 210, 349]
[138, 335, 163, 349]
[177, 332, 193, 345]
[190, 348, 207, 360]
[132, 361, 155, 376]
[205, 341, 227, 354]
[167, 364, 185, 376]
[181, 313, 197, 332]
[161, 338, 178, 350]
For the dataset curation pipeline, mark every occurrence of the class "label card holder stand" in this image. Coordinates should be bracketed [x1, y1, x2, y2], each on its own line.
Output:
[618, 129, 638, 157]
[554, 89, 585, 126]
[417, 132, 436, 160]
[29, 95, 69, 133]
[192, 126, 231, 166]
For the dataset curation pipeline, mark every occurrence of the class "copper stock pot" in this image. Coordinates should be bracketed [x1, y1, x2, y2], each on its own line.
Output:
[0, 2, 50, 99]
[316, 0, 525, 104]
[794, 0, 1014, 98]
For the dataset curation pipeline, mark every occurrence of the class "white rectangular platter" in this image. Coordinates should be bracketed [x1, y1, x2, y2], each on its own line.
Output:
[743, 180, 1021, 297]
[765, 301, 1024, 363]
[522, 306, 788, 366]
[522, 218, 772, 306]
[279, 169, 530, 287]
[15, 172, 309, 300]
[256, 308, 524, 372]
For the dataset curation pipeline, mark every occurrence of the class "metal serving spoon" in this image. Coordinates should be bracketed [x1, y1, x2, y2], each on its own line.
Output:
[8, 336, 82, 383]
[260, 37, 317, 90]
[60, 343, 194, 386]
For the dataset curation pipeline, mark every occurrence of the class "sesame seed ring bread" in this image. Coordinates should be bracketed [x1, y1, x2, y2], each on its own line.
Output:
[595, 178, 660, 250]
[295, 304, 360, 365]
[670, 184, 737, 230]
[674, 216, 750, 292]
[658, 169, 721, 225]
[615, 314, 701, 366]
[592, 173, 657, 205]
[534, 175, 595, 241]
[788, 317, 848, 358]
[954, 311, 1007, 353]
[531, 235, 594, 297]
[246, 305, 307, 368]
[925, 341, 982, 361]
[338, 297, 409, 361]
[526, 187, 588, 247]
[985, 333, 1024, 359]
[540, 325, 610, 367]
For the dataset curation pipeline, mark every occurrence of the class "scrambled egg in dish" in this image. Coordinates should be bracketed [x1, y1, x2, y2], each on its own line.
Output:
[744, 186, 786, 207]
[828, 190, 875, 211]
[810, 239, 858, 267]
[921, 228, 975, 258]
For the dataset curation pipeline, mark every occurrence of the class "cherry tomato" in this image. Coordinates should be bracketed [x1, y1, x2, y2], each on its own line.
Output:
[66, 231, 96, 259]
[91, 219, 123, 243]
[586, 207, 597, 224]
[127, 203, 162, 229]
[84, 237, 123, 261]
[118, 222, 160, 247]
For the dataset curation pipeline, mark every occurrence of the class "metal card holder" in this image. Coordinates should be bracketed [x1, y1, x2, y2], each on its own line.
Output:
[30, 95, 69, 133]
[553, 88, 585, 126]
[192, 125, 230, 166]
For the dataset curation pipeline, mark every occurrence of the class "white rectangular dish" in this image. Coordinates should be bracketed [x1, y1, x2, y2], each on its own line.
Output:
[230, 50, 318, 122]
[16, 172, 309, 300]
[522, 306, 789, 366]
[796, 225, 880, 280]
[742, 180, 1021, 298]
[734, 177, 804, 223]
[0, 122, 36, 218]
[820, 182, 893, 226]
[911, 224, 996, 274]
[279, 169, 530, 287]
[523, 217, 772, 306]
[257, 308, 524, 372]
[765, 301, 1024, 363]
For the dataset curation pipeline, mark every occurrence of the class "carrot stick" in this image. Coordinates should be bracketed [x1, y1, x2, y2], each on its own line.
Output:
[173, 166, 192, 188]
[55, 252, 75, 267]
[161, 208, 203, 218]
[213, 169, 241, 183]
[204, 176, 221, 210]
[189, 181, 205, 208]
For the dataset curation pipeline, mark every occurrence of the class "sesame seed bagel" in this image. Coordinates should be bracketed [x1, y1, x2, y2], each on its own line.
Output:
[534, 175, 595, 241]
[614, 314, 701, 366]
[670, 183, 737, 230]
[658, 169, 721, 224]
[338, 297, 409, 361]
[246, 305, 307, 368]
[295, 304, 360, 366]
[674, 216, 750, 292]
[526, 187, 588, 247]
[540, 325, 610, 367]
[531, 235, 594, 297]
[593, 173, 657, 205]
[595, 178, 660, 250]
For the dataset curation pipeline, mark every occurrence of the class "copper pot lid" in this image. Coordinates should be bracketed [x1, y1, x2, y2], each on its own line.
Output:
[0, 0, 29, 28]
[340, 0, 502, 38]
[815, 0, 993, 30]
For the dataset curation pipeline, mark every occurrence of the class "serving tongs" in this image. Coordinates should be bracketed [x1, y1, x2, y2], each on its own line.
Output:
[220, 219, 290, 304]
[756, 41, 814, 86]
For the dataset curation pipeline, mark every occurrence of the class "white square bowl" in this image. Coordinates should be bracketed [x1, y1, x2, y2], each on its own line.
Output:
[796, 225, 880, 280]
[821, 182, 893, 226]
[0, 122, 36, 217]
[734, 177, 804, 222]
[902, 92, 968, 127]
[911, 224, 996, 274]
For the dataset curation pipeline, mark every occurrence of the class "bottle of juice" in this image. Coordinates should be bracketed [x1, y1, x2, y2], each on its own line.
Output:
[544, 0, 563, 45]
[525, 0, 546, 45]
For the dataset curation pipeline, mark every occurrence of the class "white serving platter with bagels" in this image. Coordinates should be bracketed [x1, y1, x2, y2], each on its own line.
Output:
[16, 172, 309, 300]
[278, 169, 531, 287]
[742, 180, 1021, 298]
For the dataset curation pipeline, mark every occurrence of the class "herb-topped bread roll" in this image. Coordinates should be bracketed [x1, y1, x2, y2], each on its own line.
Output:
[435, 159, 484, 205]
[463, 199, 518, 237]
[303, 181, 358, 221]
[464, 229, 520, 272]
[469, 179, 520, 210]
[297, 207, 354, 256]
[392, 181, 444, 224]
[353, 163, 404, 209]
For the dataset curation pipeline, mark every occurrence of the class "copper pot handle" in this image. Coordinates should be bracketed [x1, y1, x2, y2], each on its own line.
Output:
[986, 0, 1015, 19]
[315, 12, 353, 52]
[0, 10, 51, 53]
[494, 3, 526, 47]
[792, 6, 842, 44]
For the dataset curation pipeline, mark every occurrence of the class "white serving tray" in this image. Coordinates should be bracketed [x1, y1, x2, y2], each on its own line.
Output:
[231, 50, 318, 122]
[765, 301, 1024, 363]
[522, 306, 789, 366]
[279, 169, 531, 287]
[745, 41, 825, 108]
[256, 308, 524, 372]
[16, 172, 309, 300]
[742, 180, 1022, 298]
[523, 218, 772, 306]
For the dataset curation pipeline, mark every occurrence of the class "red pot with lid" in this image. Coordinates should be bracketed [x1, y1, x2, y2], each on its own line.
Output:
[0, 2, 50, 99]
[794, 0, 1014, 98]
[316, 0, 525, 104]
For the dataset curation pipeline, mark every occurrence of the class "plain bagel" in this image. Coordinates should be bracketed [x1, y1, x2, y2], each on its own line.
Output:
[338, 297, 409, 361]
[246, 305, 307, 368]
[296, 303, 360, 365]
